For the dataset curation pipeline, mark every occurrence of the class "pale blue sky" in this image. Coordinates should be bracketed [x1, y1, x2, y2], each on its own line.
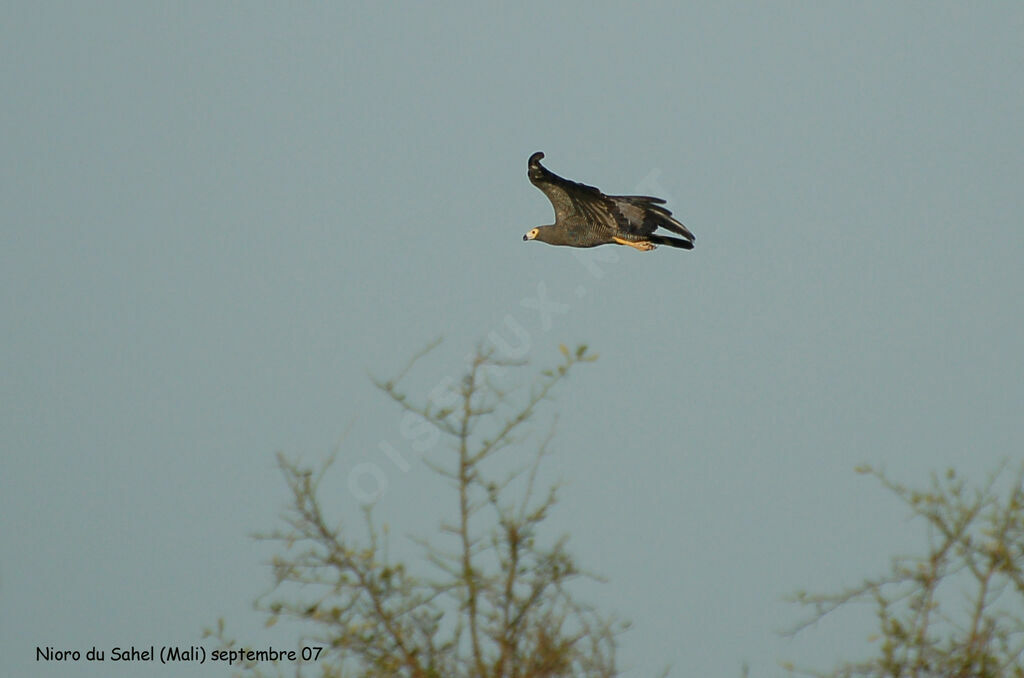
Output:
[3, 3, 1023, 677]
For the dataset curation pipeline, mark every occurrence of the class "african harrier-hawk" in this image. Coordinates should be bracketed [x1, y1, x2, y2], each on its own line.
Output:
[523, 152, 694, 252]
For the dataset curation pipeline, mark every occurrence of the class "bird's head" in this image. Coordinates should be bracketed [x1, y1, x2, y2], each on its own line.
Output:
[523, 228, 540, 242]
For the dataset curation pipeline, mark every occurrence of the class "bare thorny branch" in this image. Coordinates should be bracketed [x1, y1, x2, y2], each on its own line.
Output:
[203, 339, 1024, 678]
[784, 462, 1024, 678]
[208, 342, 622, 678]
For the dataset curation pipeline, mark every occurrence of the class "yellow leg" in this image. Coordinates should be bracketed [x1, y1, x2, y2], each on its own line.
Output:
[613, 237, 656, 251]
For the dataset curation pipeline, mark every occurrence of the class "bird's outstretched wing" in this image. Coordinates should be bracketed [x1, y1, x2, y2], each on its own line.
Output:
[528, 152, 694, 244]
[528, 152, 606, 224]
[604, 194, 695, 243]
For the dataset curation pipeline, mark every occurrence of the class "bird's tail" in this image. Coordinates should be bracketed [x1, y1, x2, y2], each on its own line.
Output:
[648, 234, 694, 250]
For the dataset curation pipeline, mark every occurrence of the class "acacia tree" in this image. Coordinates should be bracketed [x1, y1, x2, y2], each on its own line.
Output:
[785, 462, 1024, 678]
[207, 342, 634, 677]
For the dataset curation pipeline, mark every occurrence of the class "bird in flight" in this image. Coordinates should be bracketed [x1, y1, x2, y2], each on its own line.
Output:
[523, 152, 694, 252]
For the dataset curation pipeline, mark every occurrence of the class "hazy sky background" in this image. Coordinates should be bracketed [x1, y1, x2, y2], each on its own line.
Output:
[3, 3, 1023, 677]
